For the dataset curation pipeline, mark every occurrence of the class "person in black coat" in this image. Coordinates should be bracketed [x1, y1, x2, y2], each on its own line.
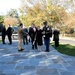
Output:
[29, 23, 37, 49]
[53, 26, 60, 47]
[2, 25, 6, 44]
[36, 26, 43, 51]
[23, 26, 28, 45]
[7, 25, 13, 45]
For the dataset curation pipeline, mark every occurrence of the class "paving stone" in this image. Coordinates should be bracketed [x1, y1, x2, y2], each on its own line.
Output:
[0, 71, 3, 74]
[62, 56, 72, 61]
[35, 55, 46, 59]
[24, 66, 35, 70]
[6, 61, 17, 64]
[15, 59, 29, 67]
[17, 70, 36, 75]
[62, 62, 71, 67]
[0, 40, 75, 75]
[66, 66, 75, 72]
[36, 66, 48, 69]
[68, 61, 75, 66]
[0, 61, 7, 65]
[3, 70, 18, 75]
[0, 64, 15, 70]
[58, 68, 67, 72]
[36, 68, 59, 75]
[15, 66, 24, 70]
[48, 63, 64, 69]
[29, 60, 39, 66]
[0, 73, 5, 75]
[60, 71, 75, 75]
[52, 58, 66, 64]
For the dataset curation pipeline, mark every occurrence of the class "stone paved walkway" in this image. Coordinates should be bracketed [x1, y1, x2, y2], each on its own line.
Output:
[0, 40, 75, 75]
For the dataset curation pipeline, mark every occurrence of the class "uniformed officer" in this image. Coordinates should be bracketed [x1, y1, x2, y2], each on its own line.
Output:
[42, 21, 52, 52]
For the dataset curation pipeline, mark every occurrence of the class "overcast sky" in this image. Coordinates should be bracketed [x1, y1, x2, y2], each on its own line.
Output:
[0, 0, 21, 15]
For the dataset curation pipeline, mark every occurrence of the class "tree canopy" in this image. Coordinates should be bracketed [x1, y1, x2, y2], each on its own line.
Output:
[3, 9, 20, 27]
[19, 0, 75, 34]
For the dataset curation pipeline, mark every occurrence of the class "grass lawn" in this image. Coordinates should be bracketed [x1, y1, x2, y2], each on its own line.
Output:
[0, 40, 2, 43]
[51, 42, 75, 56]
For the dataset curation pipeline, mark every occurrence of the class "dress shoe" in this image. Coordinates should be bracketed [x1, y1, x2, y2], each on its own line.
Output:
[18, 48, 24, 51]
[3, 43, 6, 44]
[21, 49, 24, 50]
[35, 47, 37, 49]
[23, 42, 25, 45]
[8, 43, 12, 45]
[18, 49, 23, 52]
[45, 50, 49, 52]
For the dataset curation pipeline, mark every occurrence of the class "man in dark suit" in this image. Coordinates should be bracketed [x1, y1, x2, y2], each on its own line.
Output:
[42, 21, 52, 52]
[7, 25, 13, 45]
[29, 23, 37, 49]
[2, 25, 6, 44]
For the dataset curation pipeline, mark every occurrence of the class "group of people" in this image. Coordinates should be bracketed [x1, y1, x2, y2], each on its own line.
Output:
[1, 21, 60, 52]
[17, 21, 60, 52]
[2, 25, 13, 45]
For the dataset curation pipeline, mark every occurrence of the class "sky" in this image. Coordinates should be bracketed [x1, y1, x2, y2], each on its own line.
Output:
[0, 0, 21, 15]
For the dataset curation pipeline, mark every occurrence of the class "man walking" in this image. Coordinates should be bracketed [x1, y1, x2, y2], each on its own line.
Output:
[18, 23, 27, 51]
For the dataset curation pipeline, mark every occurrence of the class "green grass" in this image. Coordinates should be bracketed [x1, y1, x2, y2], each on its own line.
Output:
[0, 40, 2, 42]
[51, 42, 75, 56]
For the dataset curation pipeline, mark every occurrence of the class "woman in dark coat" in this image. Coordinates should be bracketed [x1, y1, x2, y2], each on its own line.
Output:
[53, 27, 60, 47]
[2, 25, 6, 44]
[36, 26, 43, 51]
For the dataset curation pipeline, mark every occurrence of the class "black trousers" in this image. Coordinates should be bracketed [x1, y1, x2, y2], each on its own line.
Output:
[31, 39, 37, 49]
[8, 35, 12, 44]
[2, 35, 6, 44]
[23, 36, 28, 45]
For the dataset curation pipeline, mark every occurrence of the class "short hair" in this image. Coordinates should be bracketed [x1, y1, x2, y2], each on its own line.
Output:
[20, 23, 23, 26]
[43, 21, 47, 25]
[18, 23, 23, 27]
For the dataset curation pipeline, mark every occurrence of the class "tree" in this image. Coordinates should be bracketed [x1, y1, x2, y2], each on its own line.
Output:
[19, 0, 69, 27]
[7, 9, 19, 18]
[0, 15, 4, 32]
[4, 9, 20, 27]
[4, 17, 19, 27]
[0, 15, 4, 23]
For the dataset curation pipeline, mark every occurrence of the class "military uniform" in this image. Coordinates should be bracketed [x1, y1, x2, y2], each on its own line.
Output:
[43, 22, 52, 52]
